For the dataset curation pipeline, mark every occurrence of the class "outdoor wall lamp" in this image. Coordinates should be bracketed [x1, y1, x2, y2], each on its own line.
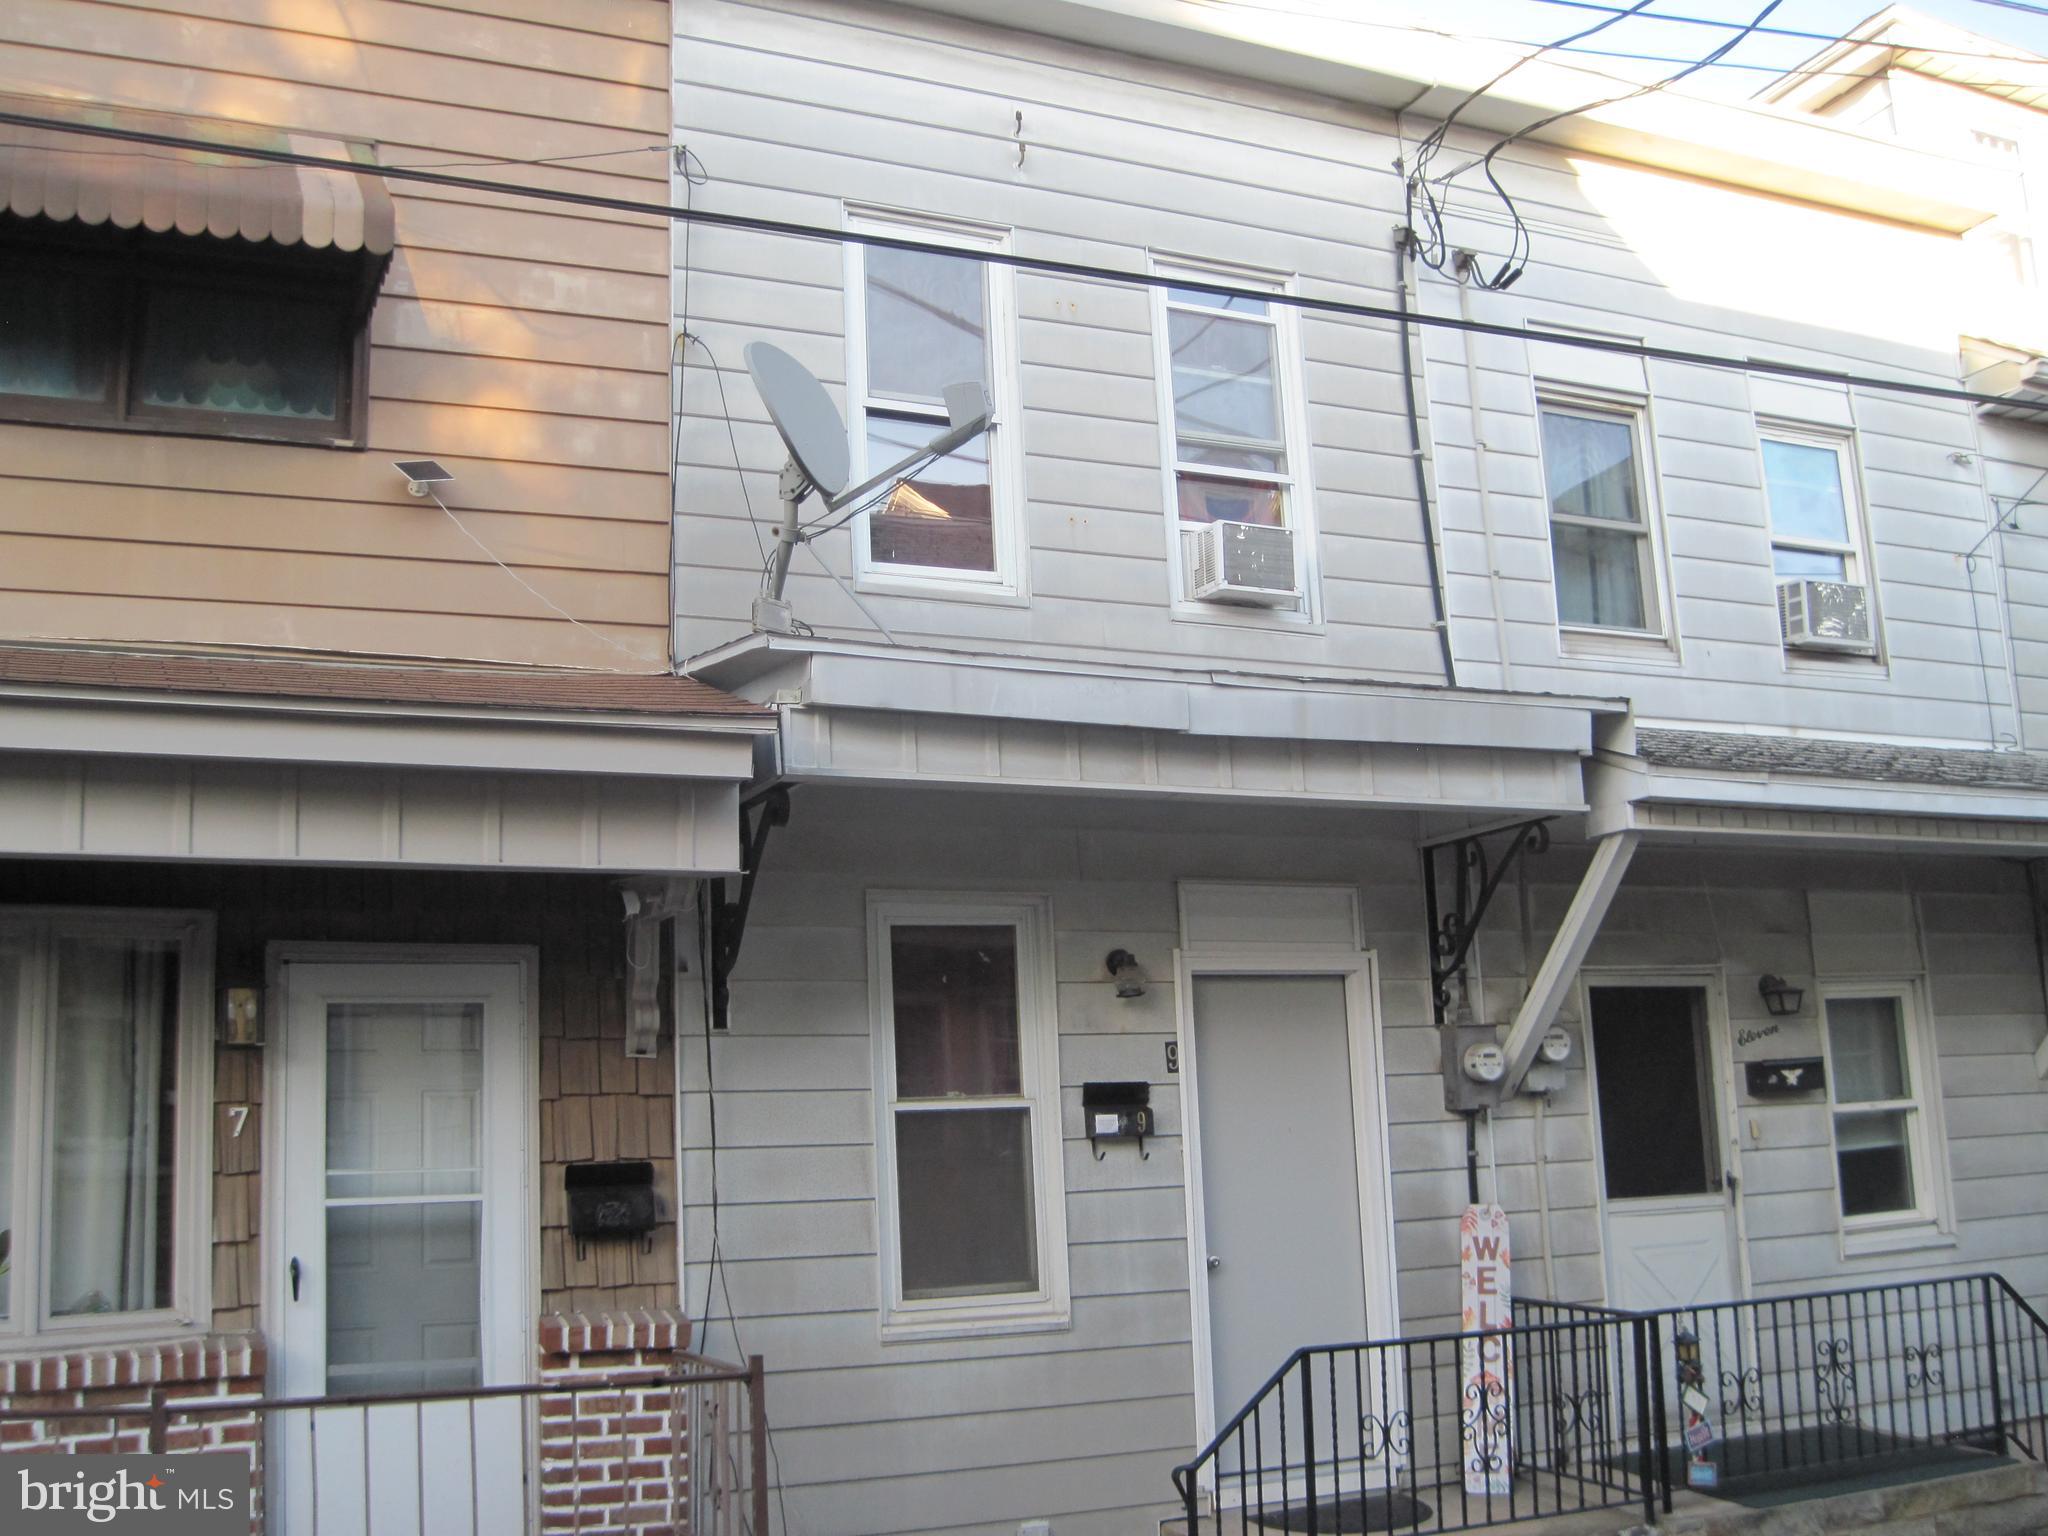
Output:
[1105, 949, 1147, 999]
[1757, 974, 1805, 1018]
[218, 986, 263, 1046]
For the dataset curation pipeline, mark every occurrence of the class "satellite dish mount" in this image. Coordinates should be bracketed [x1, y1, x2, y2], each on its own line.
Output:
[742, 341, 991, 634]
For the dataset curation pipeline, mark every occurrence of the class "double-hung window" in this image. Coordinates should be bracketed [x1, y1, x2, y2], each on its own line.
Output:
[845, 215, 1019, 594]
[1539, 401, 1662, 634]
[0, 913, 211, 1344]
[1821, 986, 1945, 1237]
[1154, 267, 1313, 613]
[869, 896, 1068, 1337]
[1760, 427, 1867, 583]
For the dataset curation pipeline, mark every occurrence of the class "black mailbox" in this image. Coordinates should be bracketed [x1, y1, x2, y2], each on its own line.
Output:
[566, 1160, 659, 1255]
[1081, 1081, 1152, 1160]
[1745, 1058, 1825, 1098]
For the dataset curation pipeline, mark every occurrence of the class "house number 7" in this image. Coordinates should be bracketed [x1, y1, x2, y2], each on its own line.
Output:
[226, 1105, 250, 1138]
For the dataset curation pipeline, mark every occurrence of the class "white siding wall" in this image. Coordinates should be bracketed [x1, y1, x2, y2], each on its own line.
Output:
[677, 1, 2043, 746]
[684, 786, 2048, 1534]
[671, 0, 1445, 685]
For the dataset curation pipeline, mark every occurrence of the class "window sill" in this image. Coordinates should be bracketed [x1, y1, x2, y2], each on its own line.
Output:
[1557, 625, 1677, 662]
[878, 1304, 1071, 1344]
[0, 406, 363, 451]
[1840, 1222, 1955, 1260]
[0, 1315, 217, 1361]
[854, 569, 1027, 606]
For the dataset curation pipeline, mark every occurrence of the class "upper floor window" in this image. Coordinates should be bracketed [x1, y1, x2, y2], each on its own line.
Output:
[1539, 400, 1662, 634]
[1152, 263, 1316, 617]
[0, 109, 392, 447]
[1760, 427, 1867, 582]
[0, 913, 212, 1345]
[868, 894, 1068, 1338]
[845, 214, 1020, 596]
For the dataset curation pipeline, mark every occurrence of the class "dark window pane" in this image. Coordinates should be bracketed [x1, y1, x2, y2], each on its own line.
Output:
[1774, 547, 1847, 579]
[866, 415, 994, 573]
[1178, 473, 1283, 526]
[47, 936, 180, 1316]
[1591, 986, 1719, 1200]
[0, 264, 115, 402]
[1827, 996, 1908, 1102]
[326, 1202, 482, 1395]
[1836, 1110, 1914, 1216]
[1552, 522, 1647, 629]
[133, 285, 341, 420]
[895, 1107, 1037, 1298]
[891, 925, 1019, 1098]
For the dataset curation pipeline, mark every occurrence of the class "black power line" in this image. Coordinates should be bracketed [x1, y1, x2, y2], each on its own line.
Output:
[1, 106, 2042, 418]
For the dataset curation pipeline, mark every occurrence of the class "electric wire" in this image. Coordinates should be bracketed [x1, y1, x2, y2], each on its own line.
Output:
[4, 106, 2043, 419]
[1486, 0, 2048, 63]
[1457, 0, 1794, 289]
[426, 490, 652, 666]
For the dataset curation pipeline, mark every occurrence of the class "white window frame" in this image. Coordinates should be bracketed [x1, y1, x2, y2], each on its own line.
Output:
[867, 893, 1069, 1340]
[1758, 422, 1872, 588]
[1536, 392, 1670, 642]
[0, 908, 214, 1351]
[843, 209, 1026, 601]
[1149, 255, 1320, 625]
[1817, 980, 1952, 1254]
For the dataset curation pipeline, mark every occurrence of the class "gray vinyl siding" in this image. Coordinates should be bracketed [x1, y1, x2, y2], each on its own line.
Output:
[1973, 424, 2048, 751]
[680, 785, 2048, 1534]
[672, 0, 2037, 747]
[671, 0, 1444, 685]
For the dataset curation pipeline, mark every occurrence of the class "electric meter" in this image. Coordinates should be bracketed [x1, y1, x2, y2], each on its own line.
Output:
[1461, 1042, 1507, 1083]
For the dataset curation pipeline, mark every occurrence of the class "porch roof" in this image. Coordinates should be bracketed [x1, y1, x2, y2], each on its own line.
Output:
[1589, 725, 2048, 852]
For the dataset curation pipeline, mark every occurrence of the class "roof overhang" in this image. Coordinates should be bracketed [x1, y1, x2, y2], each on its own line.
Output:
[693, 636, 1610, 815]
[0, 674, 772, 875]
[1588, 725, 2048, 853]
[890, 0, 2009, 231]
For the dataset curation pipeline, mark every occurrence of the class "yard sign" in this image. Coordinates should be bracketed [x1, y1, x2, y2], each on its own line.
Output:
[1459, 1203, 1512, 1498]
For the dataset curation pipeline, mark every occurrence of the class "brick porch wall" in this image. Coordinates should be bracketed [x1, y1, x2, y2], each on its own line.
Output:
[0, 1334, 266, 1523]
[538, 1309, 693, 1536]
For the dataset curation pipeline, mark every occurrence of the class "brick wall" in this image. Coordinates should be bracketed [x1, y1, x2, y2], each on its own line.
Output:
[0, 1335, 265, 1524]
[537, 1310, 693, 1535]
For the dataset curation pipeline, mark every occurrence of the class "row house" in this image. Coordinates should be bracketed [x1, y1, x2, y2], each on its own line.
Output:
[0, 2, 774, 1532]
[7, 1, 2048, 1534]
[669, 1, 2048, 1533]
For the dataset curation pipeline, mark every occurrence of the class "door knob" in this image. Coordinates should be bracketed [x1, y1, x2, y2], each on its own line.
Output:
[1207, 1254, 1222, 1270]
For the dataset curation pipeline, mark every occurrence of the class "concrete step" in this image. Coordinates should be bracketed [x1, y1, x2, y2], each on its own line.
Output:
[1159, 1460, 2048, 1536]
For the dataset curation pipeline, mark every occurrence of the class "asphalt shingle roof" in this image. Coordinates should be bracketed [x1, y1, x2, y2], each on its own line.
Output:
[1633, 727, 2048, 791]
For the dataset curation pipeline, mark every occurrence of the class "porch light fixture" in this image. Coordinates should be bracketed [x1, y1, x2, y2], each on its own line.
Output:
[1105, 949, 1147, 999]
[1757, 974, 1805, 1018]
[218, 986, 263, 1046]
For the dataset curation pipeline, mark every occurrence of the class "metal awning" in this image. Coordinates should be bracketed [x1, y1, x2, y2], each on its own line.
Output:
[0, 93, 394, 265]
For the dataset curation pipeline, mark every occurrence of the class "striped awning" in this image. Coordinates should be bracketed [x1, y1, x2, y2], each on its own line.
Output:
[0, 93, 394, 259]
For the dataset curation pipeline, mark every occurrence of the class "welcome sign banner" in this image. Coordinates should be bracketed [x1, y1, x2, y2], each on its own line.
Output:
[1459, 1203, 1513, 1498]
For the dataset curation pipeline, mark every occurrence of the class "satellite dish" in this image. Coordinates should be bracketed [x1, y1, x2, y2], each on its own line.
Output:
[745, 341, 850, 499]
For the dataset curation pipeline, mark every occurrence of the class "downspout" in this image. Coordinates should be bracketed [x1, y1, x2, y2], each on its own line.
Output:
[1394, 225, 1459, 688]
[2029, 859, 2048, 1079]
[1450, 257, 1515, 692]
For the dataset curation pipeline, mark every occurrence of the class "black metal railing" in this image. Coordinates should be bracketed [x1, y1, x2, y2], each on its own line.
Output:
[1170, 1311, 1663, 1533]
[0, 1354, 769, 1536]
[1173, 1273, 2048, 1532]
[1632, 1273, 2048, 1502]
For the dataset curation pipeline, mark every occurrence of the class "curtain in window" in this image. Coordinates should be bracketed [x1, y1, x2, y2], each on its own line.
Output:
[0, 267, 113, 401]
[47, 938, 178, 1316]
[1543, 411, 1647, 629]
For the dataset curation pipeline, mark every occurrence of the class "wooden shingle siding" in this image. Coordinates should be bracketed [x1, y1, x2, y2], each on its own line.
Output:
[672, 0, 1446, 683]
[0, 0, 675, 668]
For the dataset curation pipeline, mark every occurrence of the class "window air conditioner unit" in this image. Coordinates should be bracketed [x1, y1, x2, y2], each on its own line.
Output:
[1187, 520, 1298, 606]
[1777, 578, 1874, 654]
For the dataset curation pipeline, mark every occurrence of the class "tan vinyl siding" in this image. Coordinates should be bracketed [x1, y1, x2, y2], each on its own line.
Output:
[0, 0, 674, 668]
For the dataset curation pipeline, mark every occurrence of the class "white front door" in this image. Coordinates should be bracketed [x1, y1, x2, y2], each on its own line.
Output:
[1183, 956, 1398, 1493]
[1588, 983, 1739, 1314]
[272, 959, 534, 1536]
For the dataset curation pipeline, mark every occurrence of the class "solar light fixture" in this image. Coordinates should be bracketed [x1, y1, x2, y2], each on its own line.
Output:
[744, 340, 991, 634]
[394, 459, 455, 498]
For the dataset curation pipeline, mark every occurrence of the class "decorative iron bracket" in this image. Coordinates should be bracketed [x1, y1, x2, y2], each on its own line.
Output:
[1423, 818, 1551, 1024]
[706, 785, 792, 1032]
